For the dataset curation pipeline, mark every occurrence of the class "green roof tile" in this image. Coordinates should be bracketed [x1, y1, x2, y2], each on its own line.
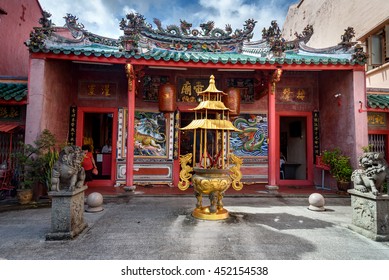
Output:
[0, 83, 27, 102]
[30, 41, 359, 66]
[367, 94, 389, 109]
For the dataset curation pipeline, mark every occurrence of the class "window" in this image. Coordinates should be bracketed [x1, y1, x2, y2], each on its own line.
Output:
[367, 25, 389, 70]
[368, 134, 387, 158]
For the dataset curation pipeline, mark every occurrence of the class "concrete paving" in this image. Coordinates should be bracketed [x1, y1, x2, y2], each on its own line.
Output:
[0, 195, 389, 260]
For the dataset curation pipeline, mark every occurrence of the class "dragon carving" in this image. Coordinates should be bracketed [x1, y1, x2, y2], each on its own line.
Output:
[180, 20, 192, 35]
[178, 153, 193, 190]
[229, 154, 243, 191]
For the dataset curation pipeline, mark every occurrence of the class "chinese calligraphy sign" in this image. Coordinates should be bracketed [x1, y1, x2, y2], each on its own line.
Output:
[276, 87, 311, 103]
[312, 111, 320, 160]
[368, 112, 386, 127]
[78, 81, 117, 99]
[67, 106, 77, 145]
[0, 106, 21, 120]
[177, 78, 218, 102]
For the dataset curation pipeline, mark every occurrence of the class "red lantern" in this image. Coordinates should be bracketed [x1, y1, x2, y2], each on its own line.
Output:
[158, 83, 177, 112]
[223, 88, 241, 116]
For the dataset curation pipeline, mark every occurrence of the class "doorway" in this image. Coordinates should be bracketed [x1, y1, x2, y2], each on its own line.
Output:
[77, 108, 117, 186]
[279, 116, 307, 181]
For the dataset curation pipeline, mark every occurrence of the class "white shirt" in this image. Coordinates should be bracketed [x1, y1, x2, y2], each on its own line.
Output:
[101, 145, 112, 153]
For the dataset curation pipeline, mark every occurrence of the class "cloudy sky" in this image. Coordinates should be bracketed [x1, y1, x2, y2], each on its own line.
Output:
[38, 0, 298, 41]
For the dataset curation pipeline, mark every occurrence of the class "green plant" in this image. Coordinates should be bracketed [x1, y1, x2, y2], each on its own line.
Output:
[13, 129, 59, 190]
[361, 144, 373, 153]
[321, 148, 353, 183]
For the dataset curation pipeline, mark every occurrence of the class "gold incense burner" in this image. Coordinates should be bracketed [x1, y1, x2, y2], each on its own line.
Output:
[178, 75, 243, 220]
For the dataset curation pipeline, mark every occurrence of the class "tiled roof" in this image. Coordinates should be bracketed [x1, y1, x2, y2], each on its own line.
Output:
[0, 83, 27, 102]
[29, 44, 357, 66]
[26, 13, 365, 66]
[367, 94, 389, 109]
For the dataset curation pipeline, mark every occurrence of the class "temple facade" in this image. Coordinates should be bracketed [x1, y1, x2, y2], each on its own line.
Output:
[24, 12, 367, 191]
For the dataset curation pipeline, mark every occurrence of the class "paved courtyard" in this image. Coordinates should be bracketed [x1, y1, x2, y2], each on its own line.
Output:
[1, 195, 389, 260]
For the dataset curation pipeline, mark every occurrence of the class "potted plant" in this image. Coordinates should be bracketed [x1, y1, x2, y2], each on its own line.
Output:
[321, 148, 353, 192]
[13, 129, 59, 203]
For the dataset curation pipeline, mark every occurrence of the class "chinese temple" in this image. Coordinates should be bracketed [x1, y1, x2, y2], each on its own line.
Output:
[24, 12, 367, 192]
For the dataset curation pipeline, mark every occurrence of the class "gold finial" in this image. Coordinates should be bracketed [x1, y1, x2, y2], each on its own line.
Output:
[198, 75, 224, 94]
[209, 75, 215, 85]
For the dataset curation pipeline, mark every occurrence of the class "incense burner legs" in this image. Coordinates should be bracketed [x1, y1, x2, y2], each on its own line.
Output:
[191, 169, 231, 220]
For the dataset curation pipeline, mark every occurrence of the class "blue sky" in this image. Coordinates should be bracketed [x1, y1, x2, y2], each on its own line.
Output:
[38, 0, 298, 41]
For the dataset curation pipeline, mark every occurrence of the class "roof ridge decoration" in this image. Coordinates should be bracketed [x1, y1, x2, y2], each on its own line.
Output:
[119, 12, 257, 54]
[26, 11, 120, 51]
[253, 21, 314, 58]
[25, 11, 367, 66]
[25, 10, 54, 50]
[64, 14, 120, 47]
[261, 20, 286, 58]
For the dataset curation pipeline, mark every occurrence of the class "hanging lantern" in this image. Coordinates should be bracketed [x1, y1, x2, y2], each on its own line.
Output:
[158, 83, 176, 112]
[223, 87, 241, 116]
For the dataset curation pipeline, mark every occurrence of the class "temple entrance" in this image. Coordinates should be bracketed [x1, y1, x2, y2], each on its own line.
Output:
[77, 107, 117, 186]
[279, 116, 307, 180]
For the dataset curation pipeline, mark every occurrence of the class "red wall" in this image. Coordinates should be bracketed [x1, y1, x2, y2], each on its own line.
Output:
[0, 0, 42, 77]
[42, 60, 74, 142]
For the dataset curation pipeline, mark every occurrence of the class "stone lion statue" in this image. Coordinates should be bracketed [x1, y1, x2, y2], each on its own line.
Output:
[351, 152, 388, 195]
[51, 145, 86, 192]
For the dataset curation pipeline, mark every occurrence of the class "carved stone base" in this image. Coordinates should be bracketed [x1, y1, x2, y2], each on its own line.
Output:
[347, 189, 389, 241]
[46, 185, 88, 241]
[265, 185, 279, 193]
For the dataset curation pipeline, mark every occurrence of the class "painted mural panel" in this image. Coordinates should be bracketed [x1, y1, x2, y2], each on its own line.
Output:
[134, 111, 167, 158]
[230, 114, 268, 157]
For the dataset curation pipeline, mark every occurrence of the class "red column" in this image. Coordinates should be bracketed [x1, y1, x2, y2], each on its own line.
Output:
[126, 64, 135, 187]
[266, 74, 279, 191]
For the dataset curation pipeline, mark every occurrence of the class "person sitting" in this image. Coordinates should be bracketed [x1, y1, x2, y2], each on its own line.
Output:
[280, 153, 286, 179]
[101, 139, 112, 153]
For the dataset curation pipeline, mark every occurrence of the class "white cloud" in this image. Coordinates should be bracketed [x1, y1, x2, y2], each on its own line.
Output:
[38, 0, 295, 41]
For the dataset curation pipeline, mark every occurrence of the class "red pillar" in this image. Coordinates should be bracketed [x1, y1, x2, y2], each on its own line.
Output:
[266, 72, 279, 191]
[126, 64, 135, 187]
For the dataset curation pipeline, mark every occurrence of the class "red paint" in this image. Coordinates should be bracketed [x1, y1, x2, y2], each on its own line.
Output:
[276, 111, 314, 186]
[126, 64, 135, 187]
[267, 82, 277, 187]
[76, 107, 118, 187]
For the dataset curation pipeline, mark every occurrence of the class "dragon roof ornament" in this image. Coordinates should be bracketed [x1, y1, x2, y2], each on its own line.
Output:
[64, 14, 120, 47]
[119, 12, 257, 53]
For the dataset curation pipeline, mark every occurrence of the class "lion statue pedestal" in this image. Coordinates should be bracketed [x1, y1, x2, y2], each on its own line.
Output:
[46, 146, 88, 241]
[348, 152, 389, 241]
[348, 189, 389, 241]
[46, 185, 88, 241]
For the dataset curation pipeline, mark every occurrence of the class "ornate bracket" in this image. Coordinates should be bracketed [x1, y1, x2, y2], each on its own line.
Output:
[229, 153, 243, 191]
[271, 68, 283, 94]
[178, 153, 193, 190]
[125, 64, 135, 91]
